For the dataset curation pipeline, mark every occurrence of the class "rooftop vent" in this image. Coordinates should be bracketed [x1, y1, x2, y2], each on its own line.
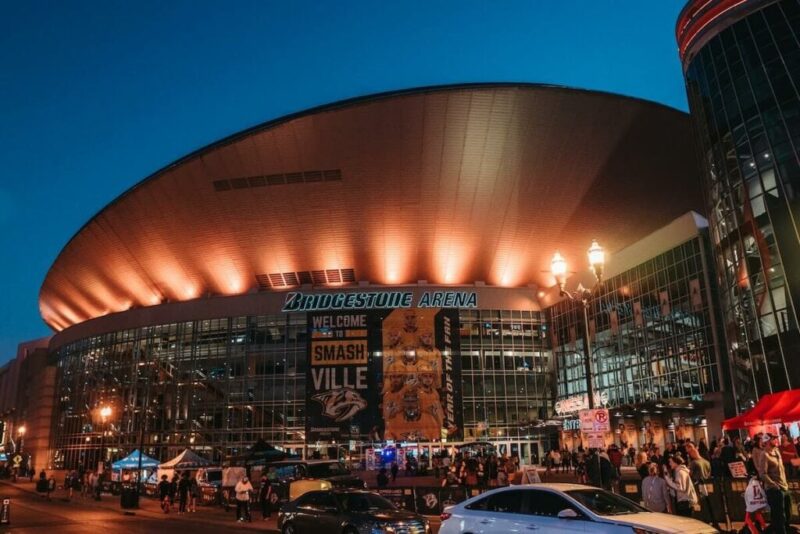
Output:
[256, 268, 356, 290]
[213, 169, 341, 192]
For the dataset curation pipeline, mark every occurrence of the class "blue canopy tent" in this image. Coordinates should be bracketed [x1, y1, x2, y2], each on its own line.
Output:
[112, 450, 159, 470]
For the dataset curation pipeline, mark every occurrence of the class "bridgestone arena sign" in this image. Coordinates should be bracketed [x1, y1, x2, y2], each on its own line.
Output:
[282, 291, 477, 312]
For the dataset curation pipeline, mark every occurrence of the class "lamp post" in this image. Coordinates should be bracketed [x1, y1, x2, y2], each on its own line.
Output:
[17, 425, 26, 453]
[551, 240, 605, 410]
[100, 406, 112, 473]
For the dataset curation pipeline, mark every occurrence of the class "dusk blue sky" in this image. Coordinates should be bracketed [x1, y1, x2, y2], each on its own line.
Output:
[0, 0, 688, 362]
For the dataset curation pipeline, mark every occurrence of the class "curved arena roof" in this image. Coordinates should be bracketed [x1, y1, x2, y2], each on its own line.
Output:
[40, 83, 703, 330]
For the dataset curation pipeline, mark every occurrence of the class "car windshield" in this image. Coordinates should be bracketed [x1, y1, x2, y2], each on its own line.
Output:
[565, 489, 647, 516]
[307, 462, 350, 478]
[336, 493, 395, 512]
[206, 471, 221, 483]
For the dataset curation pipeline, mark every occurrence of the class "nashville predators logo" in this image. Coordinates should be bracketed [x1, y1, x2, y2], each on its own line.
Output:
[312, 388, 367, 422]
[423, 492, 438, 509]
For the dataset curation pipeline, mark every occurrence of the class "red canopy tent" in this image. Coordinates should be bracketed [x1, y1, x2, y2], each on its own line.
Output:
[722, 390, 800, 431]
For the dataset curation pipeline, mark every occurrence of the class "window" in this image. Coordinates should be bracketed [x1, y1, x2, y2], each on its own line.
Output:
[336, 493, 394, 512]
[565, 489, 646, 516]
[524, 490, 579, 517]
[466, 490, 524, 513]
[299, 491, 337, 510]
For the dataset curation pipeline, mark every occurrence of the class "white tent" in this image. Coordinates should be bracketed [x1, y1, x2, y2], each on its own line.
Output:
[157, 449, 213, 481]
[159, 449, 213, 470]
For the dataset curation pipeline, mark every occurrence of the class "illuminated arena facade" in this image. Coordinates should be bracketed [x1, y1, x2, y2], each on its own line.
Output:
[39, 84, 711, 469]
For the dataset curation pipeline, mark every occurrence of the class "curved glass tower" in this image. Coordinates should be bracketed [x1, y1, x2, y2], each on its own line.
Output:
[678, 0, 800, 409]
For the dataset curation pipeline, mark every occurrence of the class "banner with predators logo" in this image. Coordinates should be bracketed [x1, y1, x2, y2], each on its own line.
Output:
[306, 308, 463, 442]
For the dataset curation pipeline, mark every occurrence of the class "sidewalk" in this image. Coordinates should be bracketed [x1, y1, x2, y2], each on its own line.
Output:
[0, 479, 280, 532]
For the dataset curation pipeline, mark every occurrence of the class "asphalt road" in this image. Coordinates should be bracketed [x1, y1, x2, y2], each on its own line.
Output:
[0, 483, 278, 533]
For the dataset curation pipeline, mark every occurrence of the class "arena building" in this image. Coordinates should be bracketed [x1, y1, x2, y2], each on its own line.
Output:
[36, 83, 709, 470]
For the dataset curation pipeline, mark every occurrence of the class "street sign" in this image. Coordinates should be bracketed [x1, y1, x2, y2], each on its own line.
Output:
[728, 461, 748, 478]
[585, 432, 606, 448]
[579, 409, 610, 432]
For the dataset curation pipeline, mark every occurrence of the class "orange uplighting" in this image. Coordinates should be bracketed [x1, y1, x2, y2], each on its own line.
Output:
[434, 235, 473, 285]
[377, 229, 412, 285]
[38, 85, 702, 330]
[203, 252, 248, 295]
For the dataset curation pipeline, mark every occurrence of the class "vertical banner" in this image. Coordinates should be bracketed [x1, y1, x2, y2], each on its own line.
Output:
[633, 301, 643, 327]
[306, 312, 377, 442]
[689, 278, 703, 311]
[306, 308, 463, 443]
[377, 308, 463, 442]
[609, 309, 619, 335]
[659, 291, 671, 317]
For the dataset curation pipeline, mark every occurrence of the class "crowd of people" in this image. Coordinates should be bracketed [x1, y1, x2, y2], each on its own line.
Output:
[544, 431, 799, 534]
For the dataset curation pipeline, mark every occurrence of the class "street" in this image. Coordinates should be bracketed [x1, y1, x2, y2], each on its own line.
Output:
[0, 481, 280, 533]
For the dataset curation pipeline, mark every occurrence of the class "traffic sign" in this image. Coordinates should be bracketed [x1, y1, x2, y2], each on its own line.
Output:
[579, 409, 611, 432]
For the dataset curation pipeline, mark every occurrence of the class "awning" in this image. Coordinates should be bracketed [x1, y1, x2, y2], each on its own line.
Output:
[723, 389, 800, 430]
[112, 449, 160, 470]
[159, 449, 213, 470]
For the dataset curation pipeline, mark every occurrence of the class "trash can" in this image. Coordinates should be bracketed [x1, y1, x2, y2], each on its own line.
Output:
[120, 484, 139, 509]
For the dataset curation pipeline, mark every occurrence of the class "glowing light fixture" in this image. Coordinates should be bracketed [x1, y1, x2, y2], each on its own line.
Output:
[550, 251, 567, 290]
[587, 239, 605, 282]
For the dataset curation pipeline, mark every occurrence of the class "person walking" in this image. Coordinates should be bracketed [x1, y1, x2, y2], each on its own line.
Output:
[46, 474, 55, 501]
[758, 433, 792, 534]
[177, 472, 190, 514]
[234, 475, 253, 522]
[158, 475, 171, 513]
[67, 470, 78, 501]
[390, 461, 399, 482]
[377, 468, 389, 488]
[91, 471, 101, 501]
[686, 441, 719, 530]
[258, 475, 273, 521]
[188, 475, 200, 512]
[497, 459, 509, 486]
[642, 463, 672, 513]
[663, 455, 698, 517]
[780, 434, 797, 478]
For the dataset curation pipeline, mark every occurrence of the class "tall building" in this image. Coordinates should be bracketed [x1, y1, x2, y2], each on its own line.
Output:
[678, 0, 800, 410]
[0, 338, 55, 473]
[549, 212, 731, 448]
[33, 84, 703, 469]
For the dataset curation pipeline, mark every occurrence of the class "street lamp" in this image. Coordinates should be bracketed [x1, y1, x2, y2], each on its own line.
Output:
[17, 426, 26, 453]
[99, 406, 112, 472]
[551, 240, 606, 410]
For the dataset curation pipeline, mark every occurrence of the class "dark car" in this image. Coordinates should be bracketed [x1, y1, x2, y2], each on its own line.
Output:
[278, 489, 430, 534]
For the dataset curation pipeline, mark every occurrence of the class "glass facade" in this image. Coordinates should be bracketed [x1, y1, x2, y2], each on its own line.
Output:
[683, 0, 800, 408]
[51, 308, 553, 470]
[549, 236, 724, 410]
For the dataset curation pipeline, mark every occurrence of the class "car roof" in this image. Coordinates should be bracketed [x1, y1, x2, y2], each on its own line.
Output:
[468, 483, 593, 494]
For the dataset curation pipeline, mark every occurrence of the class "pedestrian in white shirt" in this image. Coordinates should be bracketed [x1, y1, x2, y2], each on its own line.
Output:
[663, 455, 697, 517]
[235, 476, 254, 522]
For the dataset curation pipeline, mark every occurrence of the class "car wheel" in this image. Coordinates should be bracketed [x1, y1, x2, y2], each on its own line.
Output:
[282, 522, 296, 534]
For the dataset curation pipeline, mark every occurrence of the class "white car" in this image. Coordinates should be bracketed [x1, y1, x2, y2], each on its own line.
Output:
[439, 483, 717, 534]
